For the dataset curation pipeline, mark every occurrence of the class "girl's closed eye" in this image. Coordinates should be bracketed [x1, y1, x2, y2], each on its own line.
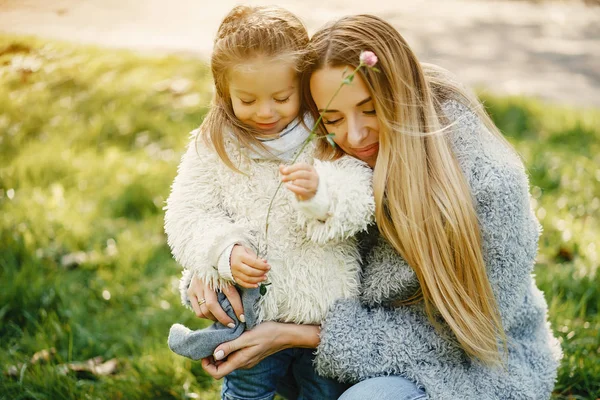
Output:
[274, 96, 291, 104]
[363, 109, 376, 115]
[240, 99, 256, 105]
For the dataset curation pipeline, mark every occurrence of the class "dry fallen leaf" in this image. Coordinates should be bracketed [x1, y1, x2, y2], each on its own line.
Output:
[5, 348, 57, 379]
[58, 356, 119, 378]
[4, 364, 24, 378]
[31, 347, 56, 364]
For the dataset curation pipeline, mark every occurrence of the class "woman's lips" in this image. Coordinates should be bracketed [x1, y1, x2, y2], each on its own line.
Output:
[353, 143, 379, 158]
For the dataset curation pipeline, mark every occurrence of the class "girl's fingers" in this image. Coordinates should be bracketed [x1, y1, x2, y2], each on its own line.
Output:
[280, 170, 314, 182]
[286, 178, 314, 190]
[240, 254, 270, 271]
[235, 272, 267, 286]
[241, 272, 268, 283]
[235, 279, 259, 289]
[234, 262, 269, 277]
[279, 164, 299, 175]
[280, 162, 312, 173]
[285, 183, 313, 198]
[280, 163, 316, 182]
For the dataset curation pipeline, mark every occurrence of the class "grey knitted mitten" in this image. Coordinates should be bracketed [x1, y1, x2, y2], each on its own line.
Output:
[168, 287, 260, 360]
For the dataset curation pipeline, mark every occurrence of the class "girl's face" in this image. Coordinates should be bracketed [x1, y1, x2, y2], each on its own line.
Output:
[310, 66, 380, 168]
[229, 59, 300, 136]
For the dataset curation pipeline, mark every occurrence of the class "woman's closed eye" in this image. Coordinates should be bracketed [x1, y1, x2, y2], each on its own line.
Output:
[323, 110, 375, 125]
[323, 117, 342, 125]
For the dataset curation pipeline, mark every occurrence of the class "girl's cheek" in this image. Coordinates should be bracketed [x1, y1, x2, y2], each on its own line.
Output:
[232, 105, 251, 120]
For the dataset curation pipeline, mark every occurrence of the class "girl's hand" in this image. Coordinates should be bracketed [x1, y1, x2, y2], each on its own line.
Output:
[280, 163, 319, 201]
[201, 322, 320, 379]
[187, 274, 245, 327]
[230, 245, 270, 289]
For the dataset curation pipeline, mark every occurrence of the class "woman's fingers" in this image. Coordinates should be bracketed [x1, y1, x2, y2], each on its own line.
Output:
[188, 292, 204, 318]
[211, 334, 251, 373]
[188, 278, 207, 318]
[201, 356, 236, 380]
[221, 284, 245, 323]
[200, 357, 221, 378]
[204, 284, 236, 328]
[201, 322, 293, 379]
[214, 337, 238, 361]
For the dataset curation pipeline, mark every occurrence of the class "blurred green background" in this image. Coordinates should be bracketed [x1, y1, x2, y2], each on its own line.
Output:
[0, 35, 598, 399]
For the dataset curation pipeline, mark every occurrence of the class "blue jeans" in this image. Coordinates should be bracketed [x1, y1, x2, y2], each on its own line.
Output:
[221, 348, 350, 400]
[338, 376, 426, 400]
[276, 375, 426, 400]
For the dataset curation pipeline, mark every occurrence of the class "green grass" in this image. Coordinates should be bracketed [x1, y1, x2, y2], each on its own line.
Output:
[1, 35, 598, 399]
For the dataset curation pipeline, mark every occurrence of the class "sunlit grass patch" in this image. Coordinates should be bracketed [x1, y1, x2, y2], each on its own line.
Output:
[0, 34, 221, 399]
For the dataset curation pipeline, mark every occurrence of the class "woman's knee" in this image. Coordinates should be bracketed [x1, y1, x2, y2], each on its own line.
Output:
[338, 376, 426, 400]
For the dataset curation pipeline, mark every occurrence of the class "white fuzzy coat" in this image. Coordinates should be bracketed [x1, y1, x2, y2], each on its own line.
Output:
[164, 127, 374, 324]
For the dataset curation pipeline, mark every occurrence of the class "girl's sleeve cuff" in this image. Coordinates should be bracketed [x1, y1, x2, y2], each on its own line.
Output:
[217, 242, 237, 281]
[294, 176, 331, 222]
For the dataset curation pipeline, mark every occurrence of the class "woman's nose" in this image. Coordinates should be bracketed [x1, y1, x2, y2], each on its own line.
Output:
[347, 119, 368, 147]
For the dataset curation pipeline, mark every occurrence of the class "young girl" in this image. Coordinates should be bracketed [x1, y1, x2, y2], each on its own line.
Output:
[164, 6, 373, 399]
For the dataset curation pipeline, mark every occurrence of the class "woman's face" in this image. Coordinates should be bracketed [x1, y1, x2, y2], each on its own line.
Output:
[310, 66, 380, 167]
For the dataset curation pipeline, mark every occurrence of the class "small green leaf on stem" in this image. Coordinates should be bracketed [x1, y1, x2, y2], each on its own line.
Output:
[259, 282, 272, 296]
[343, 75, 354, 85]
[325, 133, 336, 147]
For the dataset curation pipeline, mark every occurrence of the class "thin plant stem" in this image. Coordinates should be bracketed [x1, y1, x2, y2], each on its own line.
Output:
[261, 64, 363, 259]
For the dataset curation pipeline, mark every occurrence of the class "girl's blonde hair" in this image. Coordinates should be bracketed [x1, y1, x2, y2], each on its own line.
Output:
[200, 5, 309, 171]
[302, 14, 518, 366]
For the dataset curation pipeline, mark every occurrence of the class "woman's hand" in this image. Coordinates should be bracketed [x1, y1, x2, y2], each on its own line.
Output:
[201, 322, 321, 379]
[186, 274, 245, 327]
[280, 163, 319, 201]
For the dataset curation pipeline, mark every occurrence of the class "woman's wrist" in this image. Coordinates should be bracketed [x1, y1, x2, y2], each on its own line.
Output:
[275, 323, 321, 350]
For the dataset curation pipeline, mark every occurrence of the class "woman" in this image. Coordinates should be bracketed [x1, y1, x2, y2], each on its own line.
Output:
[180, 14, 561, 400]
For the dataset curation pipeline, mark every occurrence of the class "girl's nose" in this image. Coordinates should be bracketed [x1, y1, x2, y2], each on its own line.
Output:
[256, 102, 274, 118]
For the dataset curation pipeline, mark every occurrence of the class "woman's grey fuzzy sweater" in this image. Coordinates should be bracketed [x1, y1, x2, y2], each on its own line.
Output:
[313, 101, 562, 400]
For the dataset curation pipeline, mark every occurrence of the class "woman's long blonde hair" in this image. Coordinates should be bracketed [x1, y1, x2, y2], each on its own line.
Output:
[302, 15, 517, 365]
[201, 5, 309, 171]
